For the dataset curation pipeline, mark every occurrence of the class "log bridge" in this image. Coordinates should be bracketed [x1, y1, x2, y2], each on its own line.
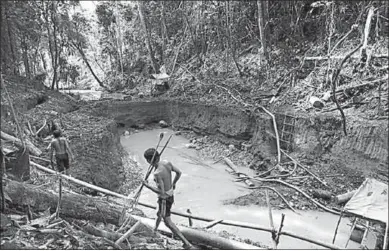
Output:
[28, 161, 341, 249]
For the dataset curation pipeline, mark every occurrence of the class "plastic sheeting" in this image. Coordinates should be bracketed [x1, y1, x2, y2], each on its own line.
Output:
[344, 178, 388, 224]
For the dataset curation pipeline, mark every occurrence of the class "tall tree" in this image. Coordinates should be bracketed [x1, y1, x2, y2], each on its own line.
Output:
[70, 13, 104, 88]
[257, 0, 268, 61]
[137, 1, 159, 74]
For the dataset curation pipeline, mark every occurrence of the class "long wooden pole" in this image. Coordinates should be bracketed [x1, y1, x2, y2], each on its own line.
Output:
[30, 161, 342, 249]
[345, 218, 357, 248]
[265, 190, 277, 249]
[256, 106, 281, 163]
[332, 210, 343, 244]
[383, 222, 388, 250]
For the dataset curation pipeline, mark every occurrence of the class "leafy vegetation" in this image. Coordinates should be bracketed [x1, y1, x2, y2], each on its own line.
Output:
[1, 1, 387, 100]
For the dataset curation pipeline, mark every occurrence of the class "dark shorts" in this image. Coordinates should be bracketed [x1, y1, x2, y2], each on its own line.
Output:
[56, 153, 70, 172]
[157, 196, 174, 217]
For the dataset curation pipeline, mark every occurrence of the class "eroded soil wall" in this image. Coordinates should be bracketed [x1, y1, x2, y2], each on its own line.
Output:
[88, 100, 388, 182]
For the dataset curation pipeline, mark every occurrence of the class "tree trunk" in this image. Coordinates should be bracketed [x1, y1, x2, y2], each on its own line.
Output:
[182, 8, 203, 66]
[5, 3, 18, 75]
[225, 2, 242, 76]
[4, 179, 142, 226]
[137, 1, 159, 74]
[1, 147, 5, 213]
[257, 0, 268, 61]
[51, 1, 59, 90]
[43, 3, 55, 87]
[72, 43, 105, 88]
[40, 52, 47, 72]
[114, 0, 124, 77]
[22, 35, 31, 79]
[160, 1, 168, 64]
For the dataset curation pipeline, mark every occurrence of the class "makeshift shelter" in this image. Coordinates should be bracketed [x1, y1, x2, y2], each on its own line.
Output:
[332, 178, 388, 249]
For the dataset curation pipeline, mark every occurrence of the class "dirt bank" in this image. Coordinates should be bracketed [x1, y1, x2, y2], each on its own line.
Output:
[1, 76, 141, 192]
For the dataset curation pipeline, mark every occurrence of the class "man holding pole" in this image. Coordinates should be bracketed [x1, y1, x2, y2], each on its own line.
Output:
[142, 148, 194, 249]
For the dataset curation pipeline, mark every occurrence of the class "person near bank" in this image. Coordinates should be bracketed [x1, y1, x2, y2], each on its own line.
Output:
[50, 130, 74, 175]
[142, 148, 194, 249]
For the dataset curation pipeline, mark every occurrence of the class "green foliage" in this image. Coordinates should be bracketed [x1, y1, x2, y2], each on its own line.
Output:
[1, 0, 387, 91]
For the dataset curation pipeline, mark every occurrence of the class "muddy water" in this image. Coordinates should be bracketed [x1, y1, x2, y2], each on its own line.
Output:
[121, 129, 359, 249]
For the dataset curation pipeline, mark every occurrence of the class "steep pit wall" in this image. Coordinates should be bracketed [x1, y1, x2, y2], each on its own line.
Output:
[61, 111, 126, 191]
[87, 100, 267, 145]
[280, 113, 388, 182]
[87, 100, 388, 182]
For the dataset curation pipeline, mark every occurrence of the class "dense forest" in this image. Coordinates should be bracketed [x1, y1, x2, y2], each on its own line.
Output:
[1, 0, 387, 93]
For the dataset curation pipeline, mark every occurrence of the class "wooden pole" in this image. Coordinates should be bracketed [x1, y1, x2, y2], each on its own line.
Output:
[332, 210, 344, 244]
[55, 176, 62, 219]
[115, 220, 141, 246]
[383, 222, 388, 250]
[265, 190, 277, 249]
[187, 209, 193, 227]
[345, 218, 357, 248]
[275, 214, 285, 245]
[30, 161, 342, 249]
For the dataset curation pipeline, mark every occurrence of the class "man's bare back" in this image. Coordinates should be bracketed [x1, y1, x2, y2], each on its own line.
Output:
[51, 137, 68, 155]
[154, 161, 174, 196]
[50, 130, 74, 173]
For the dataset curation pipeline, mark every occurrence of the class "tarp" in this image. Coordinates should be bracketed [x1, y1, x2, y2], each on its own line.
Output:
[344, 178, 388, 224]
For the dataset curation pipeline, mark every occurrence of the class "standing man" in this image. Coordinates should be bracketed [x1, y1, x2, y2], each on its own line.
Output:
[142, 148, 194, 249]
[50, 130, 74, 175]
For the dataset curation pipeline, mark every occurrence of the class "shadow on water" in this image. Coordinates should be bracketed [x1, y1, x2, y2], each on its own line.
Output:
[121, 128, 359, 249]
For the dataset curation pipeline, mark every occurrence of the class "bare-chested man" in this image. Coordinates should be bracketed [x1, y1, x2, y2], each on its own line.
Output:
[142, 148, 194, 249]
[50, 130, 74, 175]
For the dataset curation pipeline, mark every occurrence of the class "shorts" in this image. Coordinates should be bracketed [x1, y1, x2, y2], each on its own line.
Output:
[56, 153, 70, 172]
[157, 196, 174, 217]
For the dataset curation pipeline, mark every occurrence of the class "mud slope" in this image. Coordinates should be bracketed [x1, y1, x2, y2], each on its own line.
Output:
[1, 76, 129, 191]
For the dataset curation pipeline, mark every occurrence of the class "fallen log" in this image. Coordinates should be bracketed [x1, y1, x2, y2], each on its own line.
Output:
[335, 190, 356, 205]
[131, 214, 260, 250]
[4, 179, 142, 225]
[300, 54, 388, 61]
[0, 131, 42, 156]
[224, 158, 254, 187]
[335, 75, 388, 93]
[312, 189, 333, 201]
[30, 161, 131, 200]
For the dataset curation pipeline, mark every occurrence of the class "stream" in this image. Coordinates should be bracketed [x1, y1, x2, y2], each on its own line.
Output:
[121, 128, 359, 249]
